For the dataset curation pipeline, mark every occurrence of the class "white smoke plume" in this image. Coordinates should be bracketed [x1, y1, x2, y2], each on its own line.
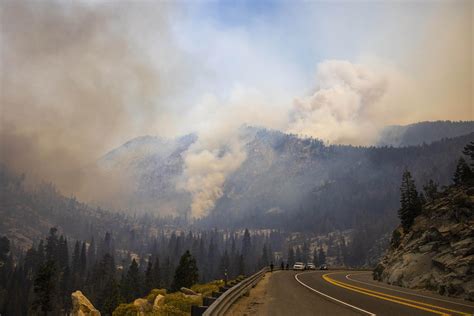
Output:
[287, 60, 389, 145]
[179, 88, 287, 218]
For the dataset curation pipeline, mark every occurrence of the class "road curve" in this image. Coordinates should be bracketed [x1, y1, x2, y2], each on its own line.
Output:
[297, 271, 474, 316]
[258, 270, 474, 316]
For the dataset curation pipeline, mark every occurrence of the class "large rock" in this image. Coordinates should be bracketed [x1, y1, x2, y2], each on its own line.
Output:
[71, 291, 100, 316]
[180, 287, 199, 296]
[133, 298, 152, 315]
[153, 294, 165, 312]
[374, 185, 474, 301]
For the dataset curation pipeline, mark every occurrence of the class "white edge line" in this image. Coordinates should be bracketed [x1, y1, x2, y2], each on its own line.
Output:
[346, 273, 474, 309]
[294, 272, 376, 316]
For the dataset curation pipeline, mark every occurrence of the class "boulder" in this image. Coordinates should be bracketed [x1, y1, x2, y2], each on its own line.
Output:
[153, 294, 165, 310]
[71, 291, 101, 316]
[133, 298, 151, 315]
[180, 287, 199, 296]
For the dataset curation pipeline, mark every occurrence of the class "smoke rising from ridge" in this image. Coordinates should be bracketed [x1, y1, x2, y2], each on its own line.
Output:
[0, 1, 186, 205]
[0, 1, 471, 216]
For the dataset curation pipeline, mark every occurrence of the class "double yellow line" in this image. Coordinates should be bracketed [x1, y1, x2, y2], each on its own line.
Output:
[322, 273, 471, 316]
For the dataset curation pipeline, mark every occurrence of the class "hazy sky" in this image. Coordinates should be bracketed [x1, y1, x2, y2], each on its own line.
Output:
[0, 0, 472, 206]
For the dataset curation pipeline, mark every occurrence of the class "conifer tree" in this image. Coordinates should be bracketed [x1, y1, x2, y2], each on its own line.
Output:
[219, 250, 230, 279]
[312, 248, 319, 266]
[121, 259, 142, 302]
[423, 179, 439, 202]
[398, 170, 422, 231]
[144, 258, 153, 293]
[318, 246, 326, 265]
[172, 250, 198, 291]
[462, 141, 474, 167]
[237, 254, 245, 276]
[453, 157, 472, 185]
[241, 229, 251, 274]
[32, 260, 57, 315]
[152, 256, 161, 289]
[287, 246, 295, 266]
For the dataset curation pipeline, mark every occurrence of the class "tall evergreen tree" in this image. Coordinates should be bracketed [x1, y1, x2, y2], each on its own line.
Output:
[241, 229, 251, 274]
[318, 246, 326, 265]
[398, 170, 422, 231]
[287, 246, 295, 266]
[312, 248, 319, 266]
[121, 259, 142, 302]
[219, 250, 230, 280]
[32, 260, 57, 315]
[144, 258, 154, 294]
[172, 250, 198, 291]
[453, 157, 472, 185]
[423, 179, 439, 202]
[462, 141, 474, 167]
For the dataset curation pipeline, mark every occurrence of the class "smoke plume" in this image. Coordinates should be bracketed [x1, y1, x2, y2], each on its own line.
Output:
[0, 1, 184, 206]
[287, 60, 389, 145]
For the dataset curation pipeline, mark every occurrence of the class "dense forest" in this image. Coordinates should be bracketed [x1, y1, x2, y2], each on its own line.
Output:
[0, 124, 473, 315]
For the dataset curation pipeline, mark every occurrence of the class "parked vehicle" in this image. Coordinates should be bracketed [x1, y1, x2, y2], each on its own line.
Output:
[319, 264, 328, 270]
[306, 263, 316, 270]
[293, 262, 305, 271]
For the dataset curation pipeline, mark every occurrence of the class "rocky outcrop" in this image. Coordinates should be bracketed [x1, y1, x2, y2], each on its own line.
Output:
[71, 291, 101, 316]
[374, 186, 474, 301]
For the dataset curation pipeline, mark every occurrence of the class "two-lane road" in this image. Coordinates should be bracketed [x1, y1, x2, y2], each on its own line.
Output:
[258, 270, 474, 316]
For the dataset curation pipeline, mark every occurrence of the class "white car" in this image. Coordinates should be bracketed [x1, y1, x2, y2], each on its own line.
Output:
[306, 263, 316, 270]
[293, 262, 305, 271]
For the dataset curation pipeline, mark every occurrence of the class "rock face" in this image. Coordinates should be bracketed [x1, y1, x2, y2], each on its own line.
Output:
[374, 186, 474, 301]
[71, 291, 101, 316]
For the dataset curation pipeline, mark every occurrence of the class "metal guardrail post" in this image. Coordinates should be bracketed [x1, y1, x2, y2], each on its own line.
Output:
[203, 267, 269, 316]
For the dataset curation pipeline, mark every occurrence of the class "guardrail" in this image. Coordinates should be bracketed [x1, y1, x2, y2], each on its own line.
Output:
[193, 267, 268, 316]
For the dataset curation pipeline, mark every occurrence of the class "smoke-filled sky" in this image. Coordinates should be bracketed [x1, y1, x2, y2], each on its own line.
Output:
[0, 0, 472, 214]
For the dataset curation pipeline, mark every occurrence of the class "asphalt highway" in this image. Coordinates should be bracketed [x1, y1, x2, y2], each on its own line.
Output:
[262, 270, 474, 316]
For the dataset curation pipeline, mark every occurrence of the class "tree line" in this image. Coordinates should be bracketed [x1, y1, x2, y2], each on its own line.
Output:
[0, 227, 276, 315]
[397, 141, 474, 232]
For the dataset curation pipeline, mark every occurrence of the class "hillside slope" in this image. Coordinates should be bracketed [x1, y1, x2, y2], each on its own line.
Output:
[377, 121, 474, 147]
[374, 185, 474, 301]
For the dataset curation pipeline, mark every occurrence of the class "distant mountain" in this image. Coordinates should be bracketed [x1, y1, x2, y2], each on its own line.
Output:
[377, 121, 474, 147]
[99, 122, 474, 240]
[99, 134, 196, 216]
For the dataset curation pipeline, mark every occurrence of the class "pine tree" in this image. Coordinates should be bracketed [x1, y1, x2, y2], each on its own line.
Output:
[87, 238, 96, 269]
[295, 246, 302, 262]
[312, 248, 319, 266]
[121, 259, 142, 302]
[152, 256, 161, 289]
[453, 157, 472, 185]
[462, 141, 474, 167]
[301, 241, 309, 264]
[32, 260, 57, 315]
[318, 246, 326, 265]
[423, 179, 439, 202]
[144, 258, 153, 294]
[237, 254, 245, 276]
[241, 229, 251, 274]
[172, 250, 198, 291]
[398, 170, 422, 231]
[260, 244, 269, 267]
[287, 246, 295, 266]
[219, 250, 230, 280]
[45, 227, 59, 262]
[80, 242, 87, 275]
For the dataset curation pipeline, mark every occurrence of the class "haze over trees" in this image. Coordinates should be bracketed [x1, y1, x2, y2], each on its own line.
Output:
[0, 122, 473, 314]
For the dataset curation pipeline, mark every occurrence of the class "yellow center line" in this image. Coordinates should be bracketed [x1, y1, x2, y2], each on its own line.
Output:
[323, 273, 471, 316]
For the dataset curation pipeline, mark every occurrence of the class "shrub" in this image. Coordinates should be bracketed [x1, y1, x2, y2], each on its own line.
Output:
[112, 303, 139, 316]
[146, 289, 167, 303]
[163, 292, 202, 313]
[191, 280, 224, 297]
